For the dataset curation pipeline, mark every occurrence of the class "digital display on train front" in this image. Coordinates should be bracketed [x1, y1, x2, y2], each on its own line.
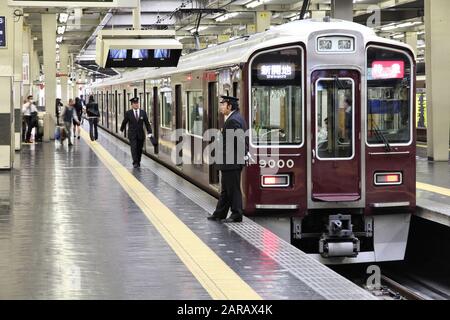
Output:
[257, 63, 296, 80]
[105, 49, 181, 68]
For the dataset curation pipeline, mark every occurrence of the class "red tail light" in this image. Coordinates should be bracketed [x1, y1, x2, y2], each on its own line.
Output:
[374, 172, 402, 186]
[261, 175, 290, 188]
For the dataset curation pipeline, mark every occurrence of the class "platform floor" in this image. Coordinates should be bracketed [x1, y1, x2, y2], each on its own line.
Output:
[0, 126, 375, 300]
[415, 145, 450, 226]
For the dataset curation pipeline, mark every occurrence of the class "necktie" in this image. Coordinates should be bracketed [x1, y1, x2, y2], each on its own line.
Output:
[135, 110, 139, 121]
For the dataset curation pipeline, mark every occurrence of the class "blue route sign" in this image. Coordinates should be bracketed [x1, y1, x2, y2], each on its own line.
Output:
[0, 16, 5, 48]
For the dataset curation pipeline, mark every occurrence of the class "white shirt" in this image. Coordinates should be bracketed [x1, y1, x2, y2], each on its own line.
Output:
[134, 109, 140, 120]
[225, 110, 235, 122]
[22, 101, 37, 116]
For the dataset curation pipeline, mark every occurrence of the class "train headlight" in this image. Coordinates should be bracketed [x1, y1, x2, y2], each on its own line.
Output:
[374, 172, 402, 186]
[261, 175, 290, 188]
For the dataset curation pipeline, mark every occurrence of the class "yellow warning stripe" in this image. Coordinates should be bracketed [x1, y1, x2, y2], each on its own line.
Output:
[80, 129, 261, 300]
[416, 144, 450, 152]
[416, 182, 450, 197]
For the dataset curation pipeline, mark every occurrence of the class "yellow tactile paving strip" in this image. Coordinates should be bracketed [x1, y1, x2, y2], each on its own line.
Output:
[80, 129, 261, 300]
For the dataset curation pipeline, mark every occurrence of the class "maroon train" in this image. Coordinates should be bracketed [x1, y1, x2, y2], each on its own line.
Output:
[90, 19, 416, 263]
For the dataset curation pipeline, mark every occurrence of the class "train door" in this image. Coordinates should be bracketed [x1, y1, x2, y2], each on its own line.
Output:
[311, 70, 361, 202]
[208, 81, 220, 185]
[153, 86, 159, 154]
[175, 84, 183, 165]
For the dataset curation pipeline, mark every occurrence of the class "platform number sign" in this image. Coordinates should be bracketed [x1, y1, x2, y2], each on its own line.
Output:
[0, 16, 6, 48]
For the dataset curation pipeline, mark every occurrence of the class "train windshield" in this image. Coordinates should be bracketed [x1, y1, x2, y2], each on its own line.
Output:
[367, 46, 412, 145]
[250, 47, 303, 146]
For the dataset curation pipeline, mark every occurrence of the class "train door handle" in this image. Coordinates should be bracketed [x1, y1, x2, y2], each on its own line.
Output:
[312, 149, 316, 160]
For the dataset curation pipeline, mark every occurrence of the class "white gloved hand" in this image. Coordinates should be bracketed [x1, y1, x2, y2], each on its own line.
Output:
[147, 133, 153, 138]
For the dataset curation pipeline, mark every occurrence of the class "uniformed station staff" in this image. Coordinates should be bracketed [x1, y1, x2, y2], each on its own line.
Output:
[208, 95, 248, 223]
[120, 97, 153, 168]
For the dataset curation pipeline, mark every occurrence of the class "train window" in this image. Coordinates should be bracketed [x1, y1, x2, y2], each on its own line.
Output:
[187, 91, 204, 137]
[250, 46, 303, 146]
[367, 46, 412, 145]
[316, 78, 354, 159]
[160, 89, 172, 129]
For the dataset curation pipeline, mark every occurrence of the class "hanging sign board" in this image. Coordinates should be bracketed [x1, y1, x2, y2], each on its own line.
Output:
[0, 16, 6, 48]
[8, 0, 137, 8]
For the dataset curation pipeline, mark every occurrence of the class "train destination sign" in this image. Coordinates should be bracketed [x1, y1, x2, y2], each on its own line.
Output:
[371, 60, 405, 79]
[257, 64, 295, 80]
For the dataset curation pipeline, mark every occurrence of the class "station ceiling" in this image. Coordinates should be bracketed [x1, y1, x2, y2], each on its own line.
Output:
[21, 0, 425, 79]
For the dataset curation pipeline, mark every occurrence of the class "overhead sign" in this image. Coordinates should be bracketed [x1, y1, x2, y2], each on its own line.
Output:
[106, 48, 181, 68]
[257, 64, 295, 80]
[317, 36, 355, 53]
[371, 61, 405, 79]
[8, 0, 137, 8]
[0, 16, 6, 48]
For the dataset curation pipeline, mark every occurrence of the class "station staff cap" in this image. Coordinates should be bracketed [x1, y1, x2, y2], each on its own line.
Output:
[220, 95, 239, 103]
[130, 97, 139, 103]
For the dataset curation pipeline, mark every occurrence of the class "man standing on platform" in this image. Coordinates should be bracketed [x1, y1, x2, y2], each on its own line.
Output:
[120, 97, 153, 168]
[208, 95, 248, 223]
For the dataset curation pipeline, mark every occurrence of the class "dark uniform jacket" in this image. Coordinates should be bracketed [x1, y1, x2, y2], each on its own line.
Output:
[86, 102, 99, 117]
[120, 109, 152, 140]
[217, 110, 248, 171]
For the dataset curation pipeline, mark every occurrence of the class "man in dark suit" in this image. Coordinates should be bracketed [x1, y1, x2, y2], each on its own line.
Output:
[120, 97, 153, 168]
[208, 95, 248, 223]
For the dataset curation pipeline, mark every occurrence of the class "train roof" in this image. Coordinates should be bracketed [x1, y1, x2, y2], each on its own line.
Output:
[93, 18, 414, 88]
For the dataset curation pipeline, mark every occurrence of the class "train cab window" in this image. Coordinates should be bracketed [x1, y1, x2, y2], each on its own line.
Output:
[316, 78, 354, 159]
[367, 46, 412, 145]
[160, 89, 173, 129]
[250, 46, 303, 146]
[187, 91, 204, 137]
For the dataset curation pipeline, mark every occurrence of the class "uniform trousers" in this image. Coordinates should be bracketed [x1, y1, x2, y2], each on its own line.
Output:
[214, 169, 243, 218]
[130, 138, 145, 165]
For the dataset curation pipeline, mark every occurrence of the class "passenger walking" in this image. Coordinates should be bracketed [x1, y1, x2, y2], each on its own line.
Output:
[120, 97, 153, 168]
[55, 98, 63, 126]
[208, 95, 248, 223]
[73, 97, 83, 140]
[22, 95, 38, 143]
[86, 95, 100, 141]
[61, 99, 80, 147]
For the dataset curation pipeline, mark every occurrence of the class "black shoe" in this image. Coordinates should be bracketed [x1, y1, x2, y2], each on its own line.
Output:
[77, 136, 80, 140]
[133, 164, 139, 168]
[68, 143, 73, 147]
[223, 214, 243, 223]
[207, 214, 225, 221]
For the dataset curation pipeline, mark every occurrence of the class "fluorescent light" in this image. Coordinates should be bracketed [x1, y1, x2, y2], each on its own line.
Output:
[58, 13, 69, 24]
[56, 36, 63, 43]
[190, 26, 208, 33]
[381, 24, 397, 31]
[57, 25, 66, 35]
[392, 34, 405, 39]
[246, 0, 268, 9]
[215, 12, 238, 22]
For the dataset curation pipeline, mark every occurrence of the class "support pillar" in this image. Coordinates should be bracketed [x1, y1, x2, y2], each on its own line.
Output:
[41, 14, 57, 141]
[60, 44, 68, 105]
[13, 12, 23, 151]
[331, 0, 353, 21]
[0, 3, 14, 169]
[256, 11, 271, 33]
[405, 31, 417, 56]
[22, 26, 32, 97]
[425, 0, 450, 161]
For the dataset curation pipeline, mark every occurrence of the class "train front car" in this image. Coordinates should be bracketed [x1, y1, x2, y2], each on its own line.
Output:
[243, 20, 416, 264]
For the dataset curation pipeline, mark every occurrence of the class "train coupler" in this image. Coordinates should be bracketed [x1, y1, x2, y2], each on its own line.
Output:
[319, 214, 360, 258]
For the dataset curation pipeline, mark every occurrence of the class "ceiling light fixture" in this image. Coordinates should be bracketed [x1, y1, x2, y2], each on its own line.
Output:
[56, 36, 63, 43]
[58, 13, 69, 24]
[57, 25, 66, 35]
[245, 0, 269, 9]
